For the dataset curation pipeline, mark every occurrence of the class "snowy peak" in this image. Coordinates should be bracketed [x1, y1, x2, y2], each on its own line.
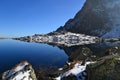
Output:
[56, 0, 120, 38]
[2, 61, 37, 80]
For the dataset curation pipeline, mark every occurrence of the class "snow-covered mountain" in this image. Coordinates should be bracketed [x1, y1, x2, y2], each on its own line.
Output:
[56, 0, 120, 38]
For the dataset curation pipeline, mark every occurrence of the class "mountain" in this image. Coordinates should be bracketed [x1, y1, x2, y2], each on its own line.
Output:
[0, 37, 4, 39]
[56, 0, 120, 38]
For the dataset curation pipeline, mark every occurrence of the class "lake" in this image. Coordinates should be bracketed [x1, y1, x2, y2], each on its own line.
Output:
[0, 39, 119, 74]
[0, 39, 68, 73]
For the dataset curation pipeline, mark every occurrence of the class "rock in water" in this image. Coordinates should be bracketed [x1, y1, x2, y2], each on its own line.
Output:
[56, 0, 120, 38]
[2, 61, 37, 80]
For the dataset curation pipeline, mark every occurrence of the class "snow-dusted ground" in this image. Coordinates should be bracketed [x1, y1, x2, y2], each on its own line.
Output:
[54, 61, 95, 80]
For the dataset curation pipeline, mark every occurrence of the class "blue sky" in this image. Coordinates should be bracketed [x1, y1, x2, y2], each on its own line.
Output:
[0, 0, 85, 37]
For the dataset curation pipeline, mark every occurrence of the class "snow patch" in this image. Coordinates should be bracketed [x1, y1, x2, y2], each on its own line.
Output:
[54, 61, 95, 80]
[3, 61, 33, 80]
[12, 70, 31, 80]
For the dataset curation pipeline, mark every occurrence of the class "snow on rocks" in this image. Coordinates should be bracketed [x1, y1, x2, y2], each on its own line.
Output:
[54, 61, 95, 80]
[58, 68, 63, 71]
[2, 61, 37, 80]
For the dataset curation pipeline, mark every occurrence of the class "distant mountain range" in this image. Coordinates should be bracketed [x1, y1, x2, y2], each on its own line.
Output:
[0, 37, 5, 39]
[56, 0, 120, 38]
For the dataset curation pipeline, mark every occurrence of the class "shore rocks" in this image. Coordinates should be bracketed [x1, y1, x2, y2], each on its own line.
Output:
[1, 47, 120, 80]
[53, 47, 120, 80]
[87, 57, 120, 80]
[69, 47, 92, 61]
[2, 61, 37, 80]
[86, 47, 120, 80]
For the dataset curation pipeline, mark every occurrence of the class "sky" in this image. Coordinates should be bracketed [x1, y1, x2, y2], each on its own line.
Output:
[0, 0, 85, 37]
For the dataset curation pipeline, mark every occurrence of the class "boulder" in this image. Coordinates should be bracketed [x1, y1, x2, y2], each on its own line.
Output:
[2, 61, 37, 80]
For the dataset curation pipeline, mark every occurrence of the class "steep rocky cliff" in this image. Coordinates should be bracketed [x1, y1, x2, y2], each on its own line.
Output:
[56, 0, 120, 38]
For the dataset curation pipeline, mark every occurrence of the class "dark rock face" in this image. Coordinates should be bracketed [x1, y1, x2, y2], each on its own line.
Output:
[69, 46, 92, 61]
[56, 0, 120, 37]
[61, 75, 76, 80]
[54, 46, 120, 80]
[87, 58, 120, 80]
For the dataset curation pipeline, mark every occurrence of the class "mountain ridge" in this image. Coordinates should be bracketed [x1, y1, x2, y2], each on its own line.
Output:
[56, 0, 120, 38]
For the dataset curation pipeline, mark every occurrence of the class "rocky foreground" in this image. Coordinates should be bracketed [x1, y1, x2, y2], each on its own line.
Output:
[1, 46, 120, 80]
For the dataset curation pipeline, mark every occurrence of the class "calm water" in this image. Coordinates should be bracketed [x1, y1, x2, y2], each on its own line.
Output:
[0, 39, 68, 73]
[0, 39, 119, 74]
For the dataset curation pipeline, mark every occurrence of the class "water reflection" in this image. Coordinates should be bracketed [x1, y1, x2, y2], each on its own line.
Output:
[19, 38, 120, 64]
[20, 38, 120, 61]
[57, 42, 120, 62]
[0, 39, 68, 73]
